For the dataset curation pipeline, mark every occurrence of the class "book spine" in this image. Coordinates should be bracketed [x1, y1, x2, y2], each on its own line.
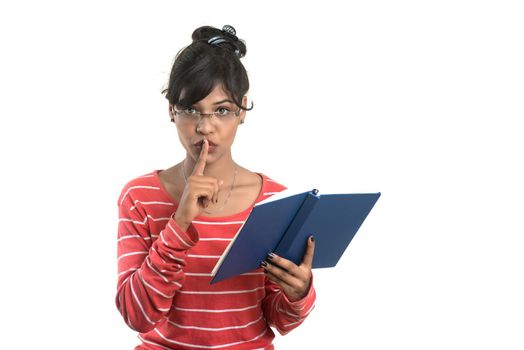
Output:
[274, 191, 319, 263]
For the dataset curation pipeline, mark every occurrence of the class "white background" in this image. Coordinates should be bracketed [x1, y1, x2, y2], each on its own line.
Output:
[1, 1, 523, 349]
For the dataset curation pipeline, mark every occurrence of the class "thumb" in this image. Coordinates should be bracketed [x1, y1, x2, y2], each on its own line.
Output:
[301, 235, 315, 268]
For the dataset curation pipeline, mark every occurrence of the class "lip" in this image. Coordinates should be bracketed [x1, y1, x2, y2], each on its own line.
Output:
[194, 139, 217, 147]
[193, 139, 218, 151]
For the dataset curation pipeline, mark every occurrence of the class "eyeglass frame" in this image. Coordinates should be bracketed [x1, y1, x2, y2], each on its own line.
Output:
[171, 106, 242, 123]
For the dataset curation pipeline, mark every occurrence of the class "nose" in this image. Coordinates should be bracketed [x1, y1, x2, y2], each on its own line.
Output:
[195, 114, 215, 134]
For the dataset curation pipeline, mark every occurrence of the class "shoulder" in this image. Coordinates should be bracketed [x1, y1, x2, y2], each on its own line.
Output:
[256, 173, 287, 203]
[116, 170, 160, 207]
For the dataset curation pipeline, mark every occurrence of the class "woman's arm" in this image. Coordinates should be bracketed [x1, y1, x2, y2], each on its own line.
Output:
[116, 198, 198, 333]
[262, 274, 316, 335]
[261, 237, 317, 334]
[116, 142, 220, 332]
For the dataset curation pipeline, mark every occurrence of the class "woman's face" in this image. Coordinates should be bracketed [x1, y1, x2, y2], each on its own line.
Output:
[169, 84, 246, 164]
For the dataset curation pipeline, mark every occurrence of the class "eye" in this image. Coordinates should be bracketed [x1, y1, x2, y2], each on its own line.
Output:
[216, 107, 231, 116]
[184, 107, 198, 115]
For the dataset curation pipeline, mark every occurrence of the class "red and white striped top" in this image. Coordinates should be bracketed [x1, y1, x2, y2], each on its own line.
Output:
[116, 170, 316, 350]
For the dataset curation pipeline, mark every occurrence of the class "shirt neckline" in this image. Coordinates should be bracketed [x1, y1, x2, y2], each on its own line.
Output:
[152, 169, 268, 222]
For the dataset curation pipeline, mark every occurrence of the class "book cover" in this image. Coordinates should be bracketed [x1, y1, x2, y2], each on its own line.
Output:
[210, 190, 381, 284]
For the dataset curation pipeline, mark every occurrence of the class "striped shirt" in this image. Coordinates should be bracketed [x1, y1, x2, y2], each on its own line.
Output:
[116, 170, 316, 350]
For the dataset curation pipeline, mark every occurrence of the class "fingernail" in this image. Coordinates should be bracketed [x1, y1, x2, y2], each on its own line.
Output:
[310, 235, 315, 242]
[267, 252, 276, 260]
[260, 261, 267, 268]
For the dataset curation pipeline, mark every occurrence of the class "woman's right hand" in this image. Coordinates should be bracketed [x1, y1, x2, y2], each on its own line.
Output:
[174, 139, 223, 231]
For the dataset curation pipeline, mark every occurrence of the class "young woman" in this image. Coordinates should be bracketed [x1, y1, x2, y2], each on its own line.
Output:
[116, 25, 316, 350]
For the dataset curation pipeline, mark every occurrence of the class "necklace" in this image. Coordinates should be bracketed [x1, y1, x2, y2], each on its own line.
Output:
[180, 160, 238, 215]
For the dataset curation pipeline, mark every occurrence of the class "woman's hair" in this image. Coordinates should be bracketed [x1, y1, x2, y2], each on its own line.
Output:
[162, 25, 253, 112]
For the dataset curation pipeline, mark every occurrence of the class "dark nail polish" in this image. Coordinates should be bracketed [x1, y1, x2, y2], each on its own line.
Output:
[267, 252, 276, 260]
[310, 235, 315, 242]
[261, 261, 267, 268]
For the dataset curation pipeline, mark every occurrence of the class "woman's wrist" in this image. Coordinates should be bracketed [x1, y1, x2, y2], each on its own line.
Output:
[173, 211, 191, 232]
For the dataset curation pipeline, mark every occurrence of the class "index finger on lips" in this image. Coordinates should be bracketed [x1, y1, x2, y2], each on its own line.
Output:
[192, 139, 208, 176]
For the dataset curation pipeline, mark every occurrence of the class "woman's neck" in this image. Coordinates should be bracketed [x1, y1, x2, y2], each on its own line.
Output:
[181, 152, 237, 183]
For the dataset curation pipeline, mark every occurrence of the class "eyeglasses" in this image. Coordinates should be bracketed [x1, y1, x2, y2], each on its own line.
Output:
[173, 107, 241, 123]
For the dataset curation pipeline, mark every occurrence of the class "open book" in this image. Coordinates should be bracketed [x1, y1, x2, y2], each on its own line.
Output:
[210, 189, 381, 284]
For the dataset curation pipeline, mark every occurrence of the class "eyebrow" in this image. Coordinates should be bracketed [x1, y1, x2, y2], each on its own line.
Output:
[213, 99, 234, 105]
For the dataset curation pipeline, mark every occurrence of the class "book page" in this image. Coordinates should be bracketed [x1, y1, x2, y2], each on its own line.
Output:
[255, 187, 316, 206]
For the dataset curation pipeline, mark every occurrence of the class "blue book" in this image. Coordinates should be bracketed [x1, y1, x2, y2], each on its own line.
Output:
[210, 190, 381, 284]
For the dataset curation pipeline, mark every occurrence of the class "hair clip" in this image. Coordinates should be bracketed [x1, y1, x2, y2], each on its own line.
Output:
[221, 25, 237, 39]
[207, 25, 241, 57]
[207, 36, 229, 45]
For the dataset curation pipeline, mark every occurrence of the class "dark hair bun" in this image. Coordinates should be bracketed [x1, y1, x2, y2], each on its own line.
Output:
[191, 25, 247, 58]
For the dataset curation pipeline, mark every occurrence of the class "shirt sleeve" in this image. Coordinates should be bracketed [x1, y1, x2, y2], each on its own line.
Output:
[261, 274, 316, 335]
[115, 195, 199, 333]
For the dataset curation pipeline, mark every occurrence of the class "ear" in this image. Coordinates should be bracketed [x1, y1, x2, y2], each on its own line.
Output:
[239, 96, 248, 124]
[168, 104, 175, 123]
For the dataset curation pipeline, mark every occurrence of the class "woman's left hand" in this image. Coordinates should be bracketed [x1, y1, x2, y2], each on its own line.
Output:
[261, 236, 315, 302]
